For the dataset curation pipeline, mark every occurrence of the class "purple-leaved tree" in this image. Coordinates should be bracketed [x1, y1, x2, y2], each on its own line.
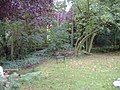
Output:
[0, 0, 53, 26]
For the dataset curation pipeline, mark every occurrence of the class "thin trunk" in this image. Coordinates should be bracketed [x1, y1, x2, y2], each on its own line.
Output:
[2, 28, 8, 59]
[85, 0, 90, 52]
[88, 33, 96, 53]
[75, 31, 97, 55]
[11, 30, 14, 60]
[71, 6, 75, 47]
[87, 0, 90, 14]
[57, 14, 60, 27]
[114, 31, 117, 46]
[75, 35, 84, 50]
[85, 38, 89, 52]
[71, 20, 74, 47]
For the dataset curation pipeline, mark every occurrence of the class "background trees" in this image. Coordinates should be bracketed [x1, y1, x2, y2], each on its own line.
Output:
[72, 0, 120, 54]
[0, 0, 53, 60]
[0, 0, 119, 60]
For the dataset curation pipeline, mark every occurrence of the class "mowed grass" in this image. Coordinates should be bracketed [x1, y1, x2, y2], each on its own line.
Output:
[21, 52, 120, 90]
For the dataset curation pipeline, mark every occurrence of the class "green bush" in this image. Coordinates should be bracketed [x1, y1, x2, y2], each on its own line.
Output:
[0, 21, 47, 60]
[47, 25, 72, 53]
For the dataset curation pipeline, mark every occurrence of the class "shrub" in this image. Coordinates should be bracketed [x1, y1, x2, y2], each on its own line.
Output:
[47, 25, 72, 53]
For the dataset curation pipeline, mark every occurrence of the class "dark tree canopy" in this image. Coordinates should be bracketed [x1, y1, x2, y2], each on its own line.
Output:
[0, 0, 53, 25]
[0, 0, 12, 20]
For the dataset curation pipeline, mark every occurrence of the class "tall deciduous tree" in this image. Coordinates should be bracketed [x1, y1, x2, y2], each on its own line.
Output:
[73, 0, 120, 54]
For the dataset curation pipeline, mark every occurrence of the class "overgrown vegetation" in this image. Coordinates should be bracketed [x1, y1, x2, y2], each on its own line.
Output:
[73, 0, 120, 54]
[0, 0, 120, 90]
[0, 0, 119, 61]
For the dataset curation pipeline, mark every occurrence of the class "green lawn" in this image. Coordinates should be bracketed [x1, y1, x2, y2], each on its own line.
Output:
[21, 52, 120, 90]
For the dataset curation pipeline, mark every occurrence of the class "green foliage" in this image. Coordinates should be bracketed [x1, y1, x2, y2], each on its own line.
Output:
[18, 71, 42, 83]
[0, 77, 5, 90]
[54, 0, 67, 12]
[0, 0, 119, 60]
[0, 20, 47, 60]
[2, 53, 46, 69]
[93, 0, 120, 48]
[0, 71, 42, 90]
[73, 0, 120, 54]
[47, 24, 72, 52]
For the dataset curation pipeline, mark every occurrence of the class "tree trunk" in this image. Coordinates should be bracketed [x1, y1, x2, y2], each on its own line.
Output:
[88, 33, 96, 53]
[75, 31, 97, 55]
[2, 30, 9, 59]
[71, 20, 74, 47]
[11, 31, 14, 60]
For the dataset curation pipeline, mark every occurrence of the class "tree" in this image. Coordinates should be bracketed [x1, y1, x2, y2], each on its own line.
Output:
[0, 0, 54, 60]
[73, 0, 120, 54]
[72, 0, 98, 54]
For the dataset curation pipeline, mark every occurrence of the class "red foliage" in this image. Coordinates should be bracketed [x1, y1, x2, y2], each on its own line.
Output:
[0, 0, 12, 20]
[0, 0, 53, 26]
